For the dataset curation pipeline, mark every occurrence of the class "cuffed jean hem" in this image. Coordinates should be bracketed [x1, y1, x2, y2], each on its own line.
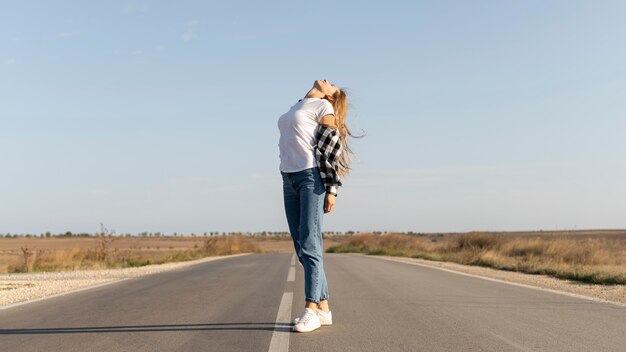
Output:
[305, 296, 330, 304]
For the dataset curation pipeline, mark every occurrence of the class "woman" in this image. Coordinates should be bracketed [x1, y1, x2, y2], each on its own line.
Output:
[278, 79, 353, 333]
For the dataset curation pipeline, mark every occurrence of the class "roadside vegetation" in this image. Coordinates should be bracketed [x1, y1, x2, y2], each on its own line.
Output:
[5, 228, 624, 285]
[3, 235, 261, 274]
[327, 231, 626, 285]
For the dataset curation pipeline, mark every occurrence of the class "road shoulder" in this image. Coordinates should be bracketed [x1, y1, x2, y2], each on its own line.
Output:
[0, 253, 252, 309]
[356, 253, 626, 306]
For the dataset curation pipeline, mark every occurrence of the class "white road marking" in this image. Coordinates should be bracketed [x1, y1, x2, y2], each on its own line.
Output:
[290, 254, 296, 266]
[488, 331, 536, 352]
[268, 292, 293, 352]
[365, 254, 626, 307]
[287, 266, 295, 282]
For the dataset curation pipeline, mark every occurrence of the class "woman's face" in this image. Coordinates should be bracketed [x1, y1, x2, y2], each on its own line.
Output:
[314, 79, 340, 97]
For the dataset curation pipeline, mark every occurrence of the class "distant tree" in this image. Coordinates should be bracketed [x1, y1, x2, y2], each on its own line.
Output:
[95, 223, 117, 261]
[20, 246, 33, 272]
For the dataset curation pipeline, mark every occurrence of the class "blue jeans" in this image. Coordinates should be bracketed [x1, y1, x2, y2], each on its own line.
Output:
[281, 167, 329, 304]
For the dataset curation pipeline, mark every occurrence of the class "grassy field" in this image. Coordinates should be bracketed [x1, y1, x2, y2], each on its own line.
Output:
[0, 235, 342, 274]
[327, 230, 626, 285]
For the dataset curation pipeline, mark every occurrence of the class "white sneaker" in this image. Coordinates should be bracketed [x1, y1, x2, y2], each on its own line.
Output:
[292, 309, 332, 326]
[292, 308, 321, 333]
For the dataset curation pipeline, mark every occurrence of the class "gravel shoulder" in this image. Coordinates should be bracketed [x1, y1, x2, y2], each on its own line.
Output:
[366, 254, 626, 306]
[0, 253, 251, 309]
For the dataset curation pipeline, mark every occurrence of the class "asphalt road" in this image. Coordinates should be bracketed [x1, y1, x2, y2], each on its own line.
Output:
[1, 252, 625, 352]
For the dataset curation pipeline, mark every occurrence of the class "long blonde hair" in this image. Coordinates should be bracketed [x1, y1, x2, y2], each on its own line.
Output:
[324, 89, 353, 177]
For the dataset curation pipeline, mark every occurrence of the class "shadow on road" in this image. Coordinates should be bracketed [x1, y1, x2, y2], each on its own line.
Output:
[0, 322, 293, 334]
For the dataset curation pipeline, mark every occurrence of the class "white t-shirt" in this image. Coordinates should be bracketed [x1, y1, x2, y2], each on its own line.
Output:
[277, 97, 335, 173]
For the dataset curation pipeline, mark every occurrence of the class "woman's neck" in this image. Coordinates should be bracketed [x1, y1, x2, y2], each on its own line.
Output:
[304, 88, 325, 99]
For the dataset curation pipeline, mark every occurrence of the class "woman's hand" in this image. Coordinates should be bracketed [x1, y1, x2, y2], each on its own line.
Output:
[324, 193, 336, 213]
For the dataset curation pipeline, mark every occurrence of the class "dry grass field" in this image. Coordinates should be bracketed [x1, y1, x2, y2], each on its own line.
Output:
[0, 234, 341, 274]
[327, 230, 626, 285]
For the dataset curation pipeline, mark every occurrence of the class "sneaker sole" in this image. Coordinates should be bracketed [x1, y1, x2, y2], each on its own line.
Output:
[292, 317, 332, 326]
[292, 323, 321, 333]
[291, 318, 333, 326]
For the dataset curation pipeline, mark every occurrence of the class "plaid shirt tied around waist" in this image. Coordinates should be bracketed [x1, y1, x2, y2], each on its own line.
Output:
[314, 124, 343, 196]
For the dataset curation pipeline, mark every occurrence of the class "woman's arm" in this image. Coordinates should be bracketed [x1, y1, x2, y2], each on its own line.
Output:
[319, 114, 337, 129]
[315, 123, 342, 197]
[317, 114, 341, 213]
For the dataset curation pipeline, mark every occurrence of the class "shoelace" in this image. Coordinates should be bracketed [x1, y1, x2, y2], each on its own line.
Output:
[300, 311, 314, 325]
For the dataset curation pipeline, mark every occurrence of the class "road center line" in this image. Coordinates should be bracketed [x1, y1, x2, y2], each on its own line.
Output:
[268, 254, 298, 352]
[287, 266, 295, 282]
[268, 291, 293, 352]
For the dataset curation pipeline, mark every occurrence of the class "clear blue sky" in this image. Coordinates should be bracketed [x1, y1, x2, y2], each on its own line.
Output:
[2, 1, 625, 235]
